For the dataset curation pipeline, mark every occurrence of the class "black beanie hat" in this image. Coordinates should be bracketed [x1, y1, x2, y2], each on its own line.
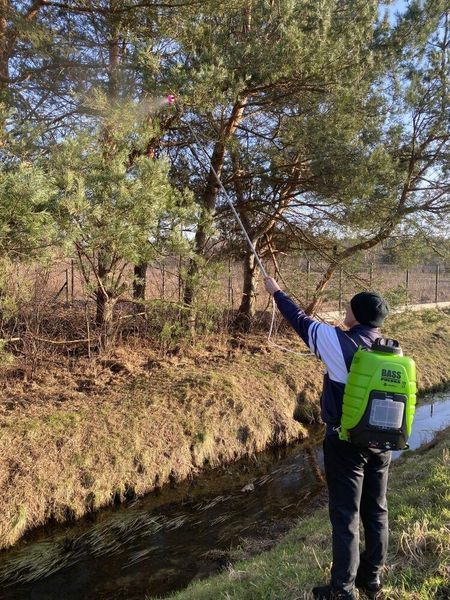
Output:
[350, 292, 389, 327]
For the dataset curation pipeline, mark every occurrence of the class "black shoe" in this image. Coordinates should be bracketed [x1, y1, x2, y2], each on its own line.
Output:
[312, 586, 333, 600]
[355, 575, 382, 599]
[312, 584, 357, 600]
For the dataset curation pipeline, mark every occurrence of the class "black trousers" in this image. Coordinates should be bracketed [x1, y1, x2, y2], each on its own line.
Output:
[323, 434, 391, 595]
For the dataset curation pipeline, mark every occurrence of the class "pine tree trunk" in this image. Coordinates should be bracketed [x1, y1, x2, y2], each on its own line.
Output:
[94, 1, 121, 350]
[305, 264, 336, 315]
[183, 222, 207, 308]
[95, 252, 117, 349]
[0, 0, 10, 131]
[96, 293, 116, 350]
[183, 98, 248, 326]
[236, 249, 259, 331]
[133, 263, 147, 300]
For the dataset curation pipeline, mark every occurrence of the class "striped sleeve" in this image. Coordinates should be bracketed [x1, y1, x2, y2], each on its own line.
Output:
[274, 291, 348, 383]
[309, 323, 349, 384]
[273, 291, 317, 347]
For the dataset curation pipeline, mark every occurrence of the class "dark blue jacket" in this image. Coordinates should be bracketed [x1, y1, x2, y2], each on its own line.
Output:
[274, 291, 381, 435]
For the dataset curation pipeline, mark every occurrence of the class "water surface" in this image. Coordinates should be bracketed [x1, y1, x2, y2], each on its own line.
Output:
[0, 394, 449, 600]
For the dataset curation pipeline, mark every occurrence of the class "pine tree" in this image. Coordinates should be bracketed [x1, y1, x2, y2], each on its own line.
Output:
[302, 1, 450, 311]
[166, 0, 392, 324]
[49, 112, 188, 347]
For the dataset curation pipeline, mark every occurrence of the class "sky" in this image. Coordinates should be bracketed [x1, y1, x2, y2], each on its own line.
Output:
[381, 0, 409, 24]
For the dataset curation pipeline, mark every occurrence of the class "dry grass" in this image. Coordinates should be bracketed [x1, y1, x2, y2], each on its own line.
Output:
[398, 519, 450, 564]
[384, 308, 450, 393]
[0, 336, 315, 550]
[0, 309, 448, 551]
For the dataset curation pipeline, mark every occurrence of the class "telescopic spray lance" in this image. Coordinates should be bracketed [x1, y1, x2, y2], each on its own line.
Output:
[164, 94, 268, 279]
[163, 95, 309, 354]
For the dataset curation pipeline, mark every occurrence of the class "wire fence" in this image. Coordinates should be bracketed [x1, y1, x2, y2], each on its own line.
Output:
[41, 256, 450, 314]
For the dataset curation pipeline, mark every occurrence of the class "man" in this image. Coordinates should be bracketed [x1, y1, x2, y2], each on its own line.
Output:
[264, 276, 391, 600]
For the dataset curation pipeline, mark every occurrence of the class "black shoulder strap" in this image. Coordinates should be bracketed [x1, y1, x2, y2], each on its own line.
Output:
[343, 331, 359, 349]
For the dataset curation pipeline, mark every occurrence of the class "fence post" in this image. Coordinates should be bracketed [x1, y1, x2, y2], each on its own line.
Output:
[65, 269, 69, 305]
[435, 264, 440, 304]
[306, 259, 311, 302]
[178, 256, 183, 302]
[338, 266, 343, 313]
[228, 258, 234, 308]
[162, 263, 166, 300]
[405, 267, 409, 306]
[71, 260, 75, 305]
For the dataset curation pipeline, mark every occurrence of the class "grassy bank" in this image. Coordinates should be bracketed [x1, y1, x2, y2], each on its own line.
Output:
[0, 309, 449, 551]
[164, 427, 450, 600]
[0, 337, 313, 551]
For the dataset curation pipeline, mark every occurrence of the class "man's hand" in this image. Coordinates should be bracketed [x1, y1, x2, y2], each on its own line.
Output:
[264, 276, 281, 296]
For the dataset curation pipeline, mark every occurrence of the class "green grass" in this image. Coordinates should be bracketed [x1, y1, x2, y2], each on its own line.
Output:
[162, 430, 450, 600]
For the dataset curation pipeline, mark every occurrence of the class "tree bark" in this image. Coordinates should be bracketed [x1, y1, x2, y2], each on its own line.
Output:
[93, 249, 118, 349]
[133, 263, 147, 300]
[183, 97, 248, 321]
[0, 1, 9, 86]
[236, 248, 259, 331]
[230, 151, 295, 329]
[95, 251, 111, 327]
[0, 0, 11, 138]
[96, 293, 117, 350]
[94, 0, 121, 347]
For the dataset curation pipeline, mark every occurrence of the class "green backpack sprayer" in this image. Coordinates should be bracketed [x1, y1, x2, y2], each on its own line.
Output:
[340, 338, 417, 450]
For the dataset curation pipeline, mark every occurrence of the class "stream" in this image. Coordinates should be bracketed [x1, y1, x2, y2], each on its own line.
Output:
[0, 393, 449, 600]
